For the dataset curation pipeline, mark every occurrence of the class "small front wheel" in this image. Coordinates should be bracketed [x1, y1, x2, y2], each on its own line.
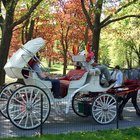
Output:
[72, 91, 95, 117]
[91, 93, 117, 124]
[7, 85, 51, 130]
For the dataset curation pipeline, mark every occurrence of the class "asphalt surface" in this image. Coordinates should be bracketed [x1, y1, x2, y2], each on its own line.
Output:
[0, 99, 140, 138]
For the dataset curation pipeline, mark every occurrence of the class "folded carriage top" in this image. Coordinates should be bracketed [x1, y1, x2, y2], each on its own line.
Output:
[4, 37, 45, 79]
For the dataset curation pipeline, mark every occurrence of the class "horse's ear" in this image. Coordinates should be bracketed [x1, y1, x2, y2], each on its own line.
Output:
[72, 46, 77, 55]
[86, 43, 91, 53]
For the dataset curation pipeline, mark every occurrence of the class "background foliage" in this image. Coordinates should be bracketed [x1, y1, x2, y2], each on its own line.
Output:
[0, 0, 140, 85]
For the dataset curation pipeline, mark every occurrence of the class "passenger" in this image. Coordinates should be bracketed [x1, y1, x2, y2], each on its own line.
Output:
[80, 45, 115, 86]
[59, 62, 87, 97]
[59, 62, 86, 81]
[111, 65, 123, 87]
[28, 55, 61, 98]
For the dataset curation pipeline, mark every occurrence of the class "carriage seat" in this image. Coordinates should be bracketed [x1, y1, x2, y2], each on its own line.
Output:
[68, 71, 88, 88]
[60, 71, 88, 97]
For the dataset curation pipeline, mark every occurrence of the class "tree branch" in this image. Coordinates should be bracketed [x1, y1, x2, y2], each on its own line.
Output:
[11, 0, 43, 28]
[80, 0, 93, 30]
[101, 0, 139, 27]
[0, 1, 4, 30]
[101, 14, 140, 28]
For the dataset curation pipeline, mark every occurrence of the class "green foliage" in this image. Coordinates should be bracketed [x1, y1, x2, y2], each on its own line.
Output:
[100, 1, 140, 68]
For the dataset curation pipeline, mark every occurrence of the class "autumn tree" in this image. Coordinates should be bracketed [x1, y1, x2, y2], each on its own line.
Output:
[81, 0, 140, 62]
[0, 0, 43, 85]
[52, 0, 93, 74]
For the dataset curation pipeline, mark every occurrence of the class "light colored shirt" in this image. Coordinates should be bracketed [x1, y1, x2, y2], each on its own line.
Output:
[32, 63, 49, 79]
[111, 70, 123, 87]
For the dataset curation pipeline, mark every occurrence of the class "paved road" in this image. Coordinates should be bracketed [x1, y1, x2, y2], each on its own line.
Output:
[0, 100, 140, 138]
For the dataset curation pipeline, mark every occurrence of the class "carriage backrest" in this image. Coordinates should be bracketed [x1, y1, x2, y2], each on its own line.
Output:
[68, 71, 88, 88]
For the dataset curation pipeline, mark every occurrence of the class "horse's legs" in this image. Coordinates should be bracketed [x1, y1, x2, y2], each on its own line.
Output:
[117, 95, 130, 120]
[131, 91, 140, 116]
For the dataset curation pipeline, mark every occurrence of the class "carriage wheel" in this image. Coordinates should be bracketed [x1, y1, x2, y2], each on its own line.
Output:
[7, 85, 50, 130]
[91, 93, 117, 124]
[136, 90, 140, 116]
[72, 91, 95, 117]
[0, 82, 24, 119]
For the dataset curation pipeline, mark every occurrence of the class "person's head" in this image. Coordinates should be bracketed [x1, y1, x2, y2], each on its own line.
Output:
[114, 65, 120, 71]
[86, 51, 94, 62]
[75, 62, 82, 69]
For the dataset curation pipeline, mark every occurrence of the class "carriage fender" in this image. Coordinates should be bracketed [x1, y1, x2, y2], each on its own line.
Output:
[65, 83, 89, 114]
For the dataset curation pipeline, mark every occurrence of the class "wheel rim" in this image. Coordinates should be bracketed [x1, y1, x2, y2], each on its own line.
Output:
[137, 90, 140, 111]
[72, 91, 94, 117]
[7, 85, 50, 130]
[0, 82, 24, 118]
[92, 94, 117, 124]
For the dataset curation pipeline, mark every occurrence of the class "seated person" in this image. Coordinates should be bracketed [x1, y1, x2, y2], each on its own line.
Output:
[59, 62, 86, 81]
[28, 55, 61, 98]
[111, 65, 123, 87]
[59, 62, 87, 97]
[80, 47, 115, 86]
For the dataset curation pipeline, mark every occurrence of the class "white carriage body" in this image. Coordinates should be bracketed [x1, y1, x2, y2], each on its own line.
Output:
[2, 38, 117, 130]
[4, 37, 115, 101]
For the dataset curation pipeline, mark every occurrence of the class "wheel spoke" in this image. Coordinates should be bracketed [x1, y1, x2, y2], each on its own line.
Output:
[94, 110, 102, 117]
[31, 112, 41, 123]
[96, 99, 103, 107]
[18, 112, 27, 125]
[32, 91, 39, 103]
[96, 111, 103, 121]
[107, 97, 114, 105]
[13, 110, 26, 121]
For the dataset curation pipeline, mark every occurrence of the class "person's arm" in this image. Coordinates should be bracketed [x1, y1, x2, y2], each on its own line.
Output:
[58, 72, 69, 80]
[118, 72, 123, 85]
[32, 63, 49, 79]
[58, 76, 67, 80]
[39, 71, 49, 78]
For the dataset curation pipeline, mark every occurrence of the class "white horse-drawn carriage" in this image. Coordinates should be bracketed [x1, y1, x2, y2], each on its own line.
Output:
[0, 37, 117, 130]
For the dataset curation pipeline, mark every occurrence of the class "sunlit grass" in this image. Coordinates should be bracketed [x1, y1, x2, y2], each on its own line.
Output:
[1, 127, 140, 140]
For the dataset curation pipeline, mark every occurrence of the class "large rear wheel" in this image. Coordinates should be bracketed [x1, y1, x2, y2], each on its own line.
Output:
[0, 82, 24, 118]
[7, 85, 51, 130]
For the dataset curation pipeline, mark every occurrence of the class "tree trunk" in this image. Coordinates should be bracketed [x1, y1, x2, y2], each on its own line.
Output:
[0, 0, 43, 86]
[0, 28, 13, 85]
[48, 59, 51, 68]
[92, 27, 101, 63]
[63, 53, 67, 75]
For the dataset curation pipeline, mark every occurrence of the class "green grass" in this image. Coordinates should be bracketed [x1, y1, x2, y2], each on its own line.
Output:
[1, 127, 140, 140]
[43, 63, 74, 75]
